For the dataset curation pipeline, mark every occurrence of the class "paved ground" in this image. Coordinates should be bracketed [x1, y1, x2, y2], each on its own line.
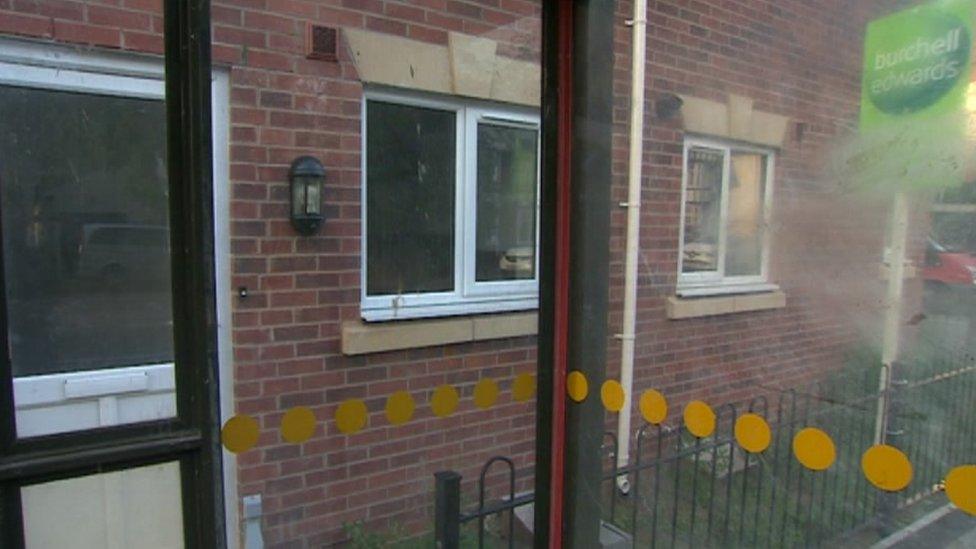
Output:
[886, 508, 976, 549]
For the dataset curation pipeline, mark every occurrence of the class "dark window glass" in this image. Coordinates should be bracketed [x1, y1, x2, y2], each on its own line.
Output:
[366, 100, 456, 296]
[475, 123, 538, 282]
[682, 147, 723, 274]
[0, 85, 172, 376]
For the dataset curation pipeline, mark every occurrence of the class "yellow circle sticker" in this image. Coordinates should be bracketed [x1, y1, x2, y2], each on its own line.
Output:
[735, 413, 772, 454]
[945, 465, 976, 515]
[335, 399, 368, 435]
[601, 380, 625, 413]
[639, 390, 668, 425]
[221, 414, 260, 454]
[684, 400, 716, 438]
[473, 378, 500, 409]
[861, 445, 912, 492]
[431, 385, 459, 417]
[280, 406, 316, 444]
[512, 373, 536, 402]
[385, 390, 415, 426]
[793, 428, 836, 471]
[567, 371, 588, 402]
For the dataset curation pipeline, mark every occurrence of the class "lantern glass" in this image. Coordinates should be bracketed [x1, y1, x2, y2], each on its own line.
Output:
[292, 175, 321, 217]
[304, 177, 321, 215]
[291, 176, 305, 218]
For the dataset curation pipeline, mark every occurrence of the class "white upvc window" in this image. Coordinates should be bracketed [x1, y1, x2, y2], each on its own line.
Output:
[678, 136, 776, 295]
[361, 89, 540, 321]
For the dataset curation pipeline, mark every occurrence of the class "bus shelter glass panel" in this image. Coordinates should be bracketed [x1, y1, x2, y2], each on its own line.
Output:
[212, 6, 545, 549]
[567, 0, 976, 547]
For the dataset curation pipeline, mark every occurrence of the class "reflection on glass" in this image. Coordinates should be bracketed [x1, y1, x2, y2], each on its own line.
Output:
[726, 153, 767, 277]
[0, 85, 172, 377]
[22, 461, 183, 548]
[933, 183, 976, 253]
[682, 147, 723, 273]
[366, 100, 456, 296]
[476, 123, 538, 282]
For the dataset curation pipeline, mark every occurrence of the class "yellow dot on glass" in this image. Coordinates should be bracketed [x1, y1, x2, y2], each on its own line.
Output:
[793, 427, 836, 471]
[385, 390, 415, 426]
[221, 414, 259, 454]
[335, 399, 368, 435]
[567, 371, 588, 403]
[280, 406, 316, 444]
[639, 390, 668, 424]
[735, 413, 772, 453]
[684, 400, 716, 438]
[473, 378, 500, 409]
[512, 373, 536, 402]
[601, 380, 625, 413]
[431, 385, 460, 417]
[861, 445, 913, 492]
[945, 465, 976, 515]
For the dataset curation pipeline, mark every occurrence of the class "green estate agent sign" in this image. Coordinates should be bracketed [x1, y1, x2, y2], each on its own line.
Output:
[841, 0, 975, 191]
[862, 1, 972, 124]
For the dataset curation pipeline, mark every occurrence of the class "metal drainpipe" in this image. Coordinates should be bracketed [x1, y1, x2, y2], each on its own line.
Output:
[615, 0, 647, 494]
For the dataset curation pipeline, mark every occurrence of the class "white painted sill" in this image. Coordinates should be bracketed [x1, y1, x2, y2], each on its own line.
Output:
[341, 312, 537, 355]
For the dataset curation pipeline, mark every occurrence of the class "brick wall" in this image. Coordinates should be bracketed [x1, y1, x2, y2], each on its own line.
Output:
[0, 0, 928, 546]
[216, 2, 543, 545]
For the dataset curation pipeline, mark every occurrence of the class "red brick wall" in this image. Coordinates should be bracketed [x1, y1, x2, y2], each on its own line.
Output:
[215, 2, 543, 546]
[0, 0, 927, 546]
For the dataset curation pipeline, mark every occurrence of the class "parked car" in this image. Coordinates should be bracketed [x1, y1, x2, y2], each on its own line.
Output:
[923, 238, 976, 292]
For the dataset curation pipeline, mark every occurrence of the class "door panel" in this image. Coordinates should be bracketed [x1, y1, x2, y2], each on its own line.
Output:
[13, 364, 175, 437]
[21, 461, 183, 549]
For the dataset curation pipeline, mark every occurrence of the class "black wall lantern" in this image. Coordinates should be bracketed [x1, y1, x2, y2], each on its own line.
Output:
[289, 155, 326, 235]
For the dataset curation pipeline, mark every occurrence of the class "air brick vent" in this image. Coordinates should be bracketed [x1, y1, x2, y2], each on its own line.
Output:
[306, 24, 338, 62]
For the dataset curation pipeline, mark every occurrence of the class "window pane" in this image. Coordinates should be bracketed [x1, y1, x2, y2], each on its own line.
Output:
[366, 101, 456, 295]
[0, 85, 172, 378]
[682, 147, 723, 273]
[726, 152, 767, 277]
[476, 123, 538, 282]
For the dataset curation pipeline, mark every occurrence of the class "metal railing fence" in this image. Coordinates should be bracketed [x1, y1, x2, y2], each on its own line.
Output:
[434, 355, 976, 548]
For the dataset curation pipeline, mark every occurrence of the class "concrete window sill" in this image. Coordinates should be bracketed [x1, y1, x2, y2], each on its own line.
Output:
[341, 312, 537, 355]
[666, 290, 786, 320]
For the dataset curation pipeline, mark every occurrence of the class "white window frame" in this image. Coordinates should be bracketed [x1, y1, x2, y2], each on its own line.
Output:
[361, 88, 540, 321]
[677, 136, 777, 296]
